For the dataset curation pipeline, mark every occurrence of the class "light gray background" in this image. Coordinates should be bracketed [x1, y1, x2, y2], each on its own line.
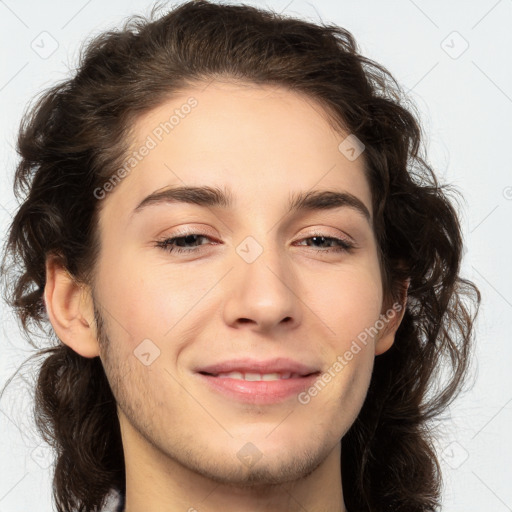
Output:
[0, 0, 510, 510]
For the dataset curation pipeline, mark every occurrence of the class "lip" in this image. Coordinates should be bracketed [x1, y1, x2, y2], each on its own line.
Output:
[194, 357, 321, 404]
[195, 357, 319, 376]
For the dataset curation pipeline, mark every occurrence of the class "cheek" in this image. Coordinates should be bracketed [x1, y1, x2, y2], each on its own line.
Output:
[307, 265, 383, 346]
[305, 269, 380, 425]
[299, 264, 382, 407]
[93, 247, 169, 348]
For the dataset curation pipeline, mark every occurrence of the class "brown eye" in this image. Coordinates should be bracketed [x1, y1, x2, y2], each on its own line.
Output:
[156, 233, 215, 254]
[295, 235, 354, 254]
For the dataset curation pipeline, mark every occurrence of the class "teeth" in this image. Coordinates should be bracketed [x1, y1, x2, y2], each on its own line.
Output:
[262, 373, 279, 381]
[215, 371, 298, 381]
[218, 371, 243, 380]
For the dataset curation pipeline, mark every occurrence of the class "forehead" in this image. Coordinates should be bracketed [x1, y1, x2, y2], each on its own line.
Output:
[100, 80, 372, 223]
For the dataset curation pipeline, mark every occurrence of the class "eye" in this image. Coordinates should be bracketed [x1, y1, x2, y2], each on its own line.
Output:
[155, 231, 355, 256]
[294, 234, 355, 254]
[155, 232, 215, 254]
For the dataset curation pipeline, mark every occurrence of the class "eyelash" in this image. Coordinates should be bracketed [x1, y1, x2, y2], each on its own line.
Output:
[155, 231, 355, 255]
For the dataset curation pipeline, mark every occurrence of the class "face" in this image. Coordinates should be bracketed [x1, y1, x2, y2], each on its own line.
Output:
[91, 80, 395, 487]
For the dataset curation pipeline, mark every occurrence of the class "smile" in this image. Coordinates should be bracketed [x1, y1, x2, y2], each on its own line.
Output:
[194, 357, 321, 404]
[208, 371, 302, 381]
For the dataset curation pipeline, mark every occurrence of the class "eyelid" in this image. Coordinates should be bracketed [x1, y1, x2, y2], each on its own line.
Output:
[155, 224, 218, 239]
[302, 227, 356, 243]
[154, 228, 358, 258]
[155, 225, 355, 244]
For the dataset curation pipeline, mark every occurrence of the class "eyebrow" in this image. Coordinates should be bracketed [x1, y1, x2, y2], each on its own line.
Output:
[132, 185, 372, 223]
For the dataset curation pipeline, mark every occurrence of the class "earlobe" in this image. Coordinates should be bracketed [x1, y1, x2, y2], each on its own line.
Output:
[44, 255, 100, 358]
[375, 277, 410, 356]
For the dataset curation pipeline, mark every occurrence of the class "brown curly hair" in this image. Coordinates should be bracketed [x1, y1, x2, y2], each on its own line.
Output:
[0, 1, 480, 511]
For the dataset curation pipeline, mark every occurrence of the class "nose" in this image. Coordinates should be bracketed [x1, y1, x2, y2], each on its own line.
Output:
[222, 240, 302, 334]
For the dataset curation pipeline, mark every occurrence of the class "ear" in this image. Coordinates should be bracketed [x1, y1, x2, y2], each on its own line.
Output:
[44, 255, 100, 358]
[375, 277, 410, 356]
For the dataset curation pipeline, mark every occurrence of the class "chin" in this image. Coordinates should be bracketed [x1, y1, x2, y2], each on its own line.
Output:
[167, 429, 333, 489]
[187, 451, 324, 489]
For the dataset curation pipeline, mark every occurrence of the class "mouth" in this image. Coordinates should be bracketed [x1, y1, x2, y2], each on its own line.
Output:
[194, 358, 321, 404]
[199, 370, 314, 381]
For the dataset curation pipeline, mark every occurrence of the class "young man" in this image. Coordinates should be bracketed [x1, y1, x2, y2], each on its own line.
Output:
[1, 1, 480, 511]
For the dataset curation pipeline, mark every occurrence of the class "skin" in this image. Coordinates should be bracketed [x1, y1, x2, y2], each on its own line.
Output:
[44, 80, 407, 512]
